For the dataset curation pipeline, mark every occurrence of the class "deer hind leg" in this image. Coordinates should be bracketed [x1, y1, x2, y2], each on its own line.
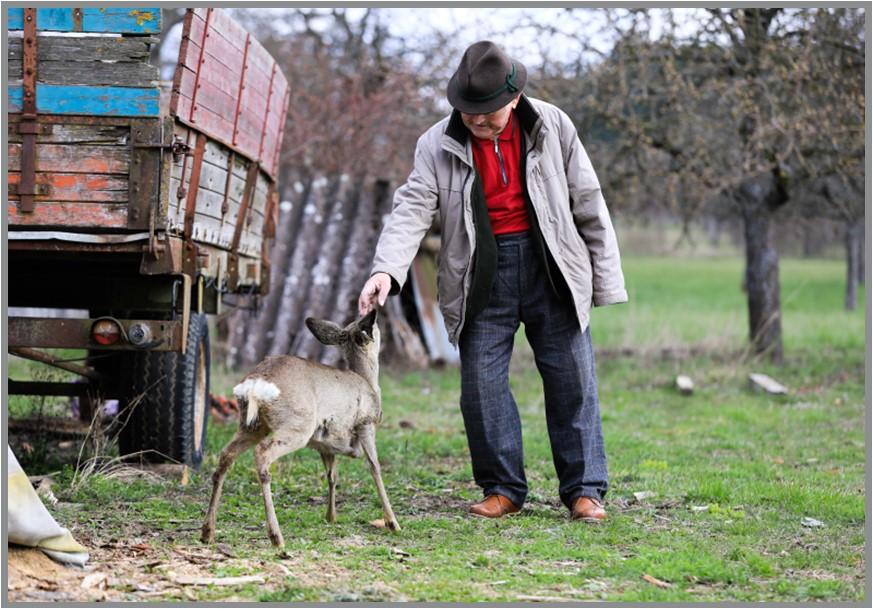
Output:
[358, 424, 400, 532]
[254, 433, 310, 550]
[201, 429, 262, 543]
[320, 452, 339, 523]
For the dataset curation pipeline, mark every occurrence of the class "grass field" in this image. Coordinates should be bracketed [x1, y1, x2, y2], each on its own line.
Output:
[8, 256, 867, 602]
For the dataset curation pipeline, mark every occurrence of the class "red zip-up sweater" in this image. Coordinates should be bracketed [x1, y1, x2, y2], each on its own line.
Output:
[470, 111, 531, 235]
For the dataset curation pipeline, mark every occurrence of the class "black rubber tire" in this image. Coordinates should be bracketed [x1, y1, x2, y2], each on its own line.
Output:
[118, 314, 210, 467]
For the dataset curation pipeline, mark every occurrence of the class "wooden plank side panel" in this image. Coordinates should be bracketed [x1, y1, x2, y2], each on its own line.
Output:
[8, 172, 128, 202]
[7, 116, 134, 228]
[9, 142, 130, 174]
[208, 8, 248, 54]
[263, 75, 290, 176]
[178, 12, 206, 68]
[8, 59, 159, 88]
[238, 173, 270, 257]
[9, 84, 160, 117]
[258, 73, 287, 172]
[7, 8, 161, 34]
[8, 201, 128, 228]
[8, 37, 157, 87]
[8, 35, 155, 61]
[7, 123, 129, 145]
[270, 86, 291, 177]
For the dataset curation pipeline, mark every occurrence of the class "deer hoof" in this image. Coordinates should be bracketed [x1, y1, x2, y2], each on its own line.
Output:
[387, 520, 401, 532]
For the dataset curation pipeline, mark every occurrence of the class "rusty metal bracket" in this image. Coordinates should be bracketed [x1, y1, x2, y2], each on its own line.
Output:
[10, 347, 101, 380]
[176, 129, 193, 202]
[13, 122, 52, 136]
[19, 7, 38, 213]
[8, 317, 184, 351]
[221, 151, 236, 217]
[189, 7, 213, 124]
[134, 135, 191, 162]
[180, 132, 207, 277]
[129, 118, 168, 230]
[227, 161, 260, 289]
[232, 34, 251, 147]
[183, 132, 207, 241]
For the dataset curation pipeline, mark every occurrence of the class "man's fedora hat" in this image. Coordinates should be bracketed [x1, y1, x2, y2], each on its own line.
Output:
[447, 41, 527, 114]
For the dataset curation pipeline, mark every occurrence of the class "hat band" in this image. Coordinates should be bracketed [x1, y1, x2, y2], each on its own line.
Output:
[461, 64, 520, 104]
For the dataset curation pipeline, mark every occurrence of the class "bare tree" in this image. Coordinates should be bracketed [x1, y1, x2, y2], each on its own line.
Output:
[538, 7, 865, 361]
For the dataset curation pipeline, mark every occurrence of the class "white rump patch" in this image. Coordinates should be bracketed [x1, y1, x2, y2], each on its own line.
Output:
[233, 378, 281, 402]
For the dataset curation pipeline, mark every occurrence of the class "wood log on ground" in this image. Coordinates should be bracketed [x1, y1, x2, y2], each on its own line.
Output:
[748, 372, 788, 395]
[675, 375, 694, 395]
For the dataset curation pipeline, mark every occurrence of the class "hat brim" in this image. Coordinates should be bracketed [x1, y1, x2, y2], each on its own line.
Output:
[446, 60, 527, 114]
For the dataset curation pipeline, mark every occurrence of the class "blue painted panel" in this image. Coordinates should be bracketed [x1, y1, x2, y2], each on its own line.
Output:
[6, 8, 73, 31]
[8, 86, 23, 109]
[7, 7, 160, 34]
[8, 8, 25, 29]
[82, 8, 161, 34]
[8, 85, 160, 117]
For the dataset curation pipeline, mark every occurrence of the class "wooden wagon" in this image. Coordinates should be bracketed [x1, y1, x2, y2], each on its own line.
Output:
[7, 7, 290, 465]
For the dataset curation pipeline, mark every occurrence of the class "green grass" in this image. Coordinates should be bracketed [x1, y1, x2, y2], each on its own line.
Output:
[12, 256, 867, 602]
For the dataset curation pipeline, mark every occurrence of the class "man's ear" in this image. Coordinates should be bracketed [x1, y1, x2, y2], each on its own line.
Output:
[305, 318, 347, 346]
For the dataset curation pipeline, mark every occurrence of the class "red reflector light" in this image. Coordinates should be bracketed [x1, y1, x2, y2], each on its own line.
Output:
[92, 320, 121, 345]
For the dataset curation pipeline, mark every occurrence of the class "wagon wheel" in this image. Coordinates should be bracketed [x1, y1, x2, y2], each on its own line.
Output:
[118, 314, 210, 467]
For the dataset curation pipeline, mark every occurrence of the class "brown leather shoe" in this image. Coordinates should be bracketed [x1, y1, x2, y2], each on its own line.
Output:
[469, 494, 520, 518]
[571, 496, 607, 522]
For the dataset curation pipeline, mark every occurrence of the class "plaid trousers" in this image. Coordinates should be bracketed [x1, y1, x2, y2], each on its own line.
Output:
[458, 231, 609, 509]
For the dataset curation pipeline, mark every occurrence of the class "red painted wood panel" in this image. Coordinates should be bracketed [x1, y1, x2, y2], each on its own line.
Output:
[8, 201, 128, 227]
[173, 64, 197, 105]
[9, 172, 128, 202]
[169, 8, 290, 179]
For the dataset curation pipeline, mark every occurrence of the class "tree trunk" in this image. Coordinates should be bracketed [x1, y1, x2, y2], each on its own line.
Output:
[268, 176, 338, 357]
[235, 172, 312, 367]
[292, 175, 361, 360]
[857, 222, 865, 286]
[739, 174, 785, 364]
[845, 220, 863, 310]
[320, 179, 392, 367]
[801, 221, 822, 258]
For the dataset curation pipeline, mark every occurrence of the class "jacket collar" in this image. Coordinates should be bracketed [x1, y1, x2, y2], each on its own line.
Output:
[442, 94, 544, 163]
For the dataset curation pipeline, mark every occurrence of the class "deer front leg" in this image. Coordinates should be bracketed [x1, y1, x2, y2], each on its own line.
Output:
[320, 452, 338, 523]
[358, 425, 400, 532]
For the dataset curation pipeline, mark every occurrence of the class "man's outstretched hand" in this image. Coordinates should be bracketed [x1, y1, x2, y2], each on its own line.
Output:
[358, 272, 392, 316]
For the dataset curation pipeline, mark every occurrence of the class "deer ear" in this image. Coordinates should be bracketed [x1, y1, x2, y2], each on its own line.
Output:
[357, 309, 378, 335]
[305, 318, 346, 345]
[349, 309, 378, 345]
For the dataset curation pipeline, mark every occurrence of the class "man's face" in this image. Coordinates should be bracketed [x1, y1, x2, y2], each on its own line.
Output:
[460, 96, 520, 140]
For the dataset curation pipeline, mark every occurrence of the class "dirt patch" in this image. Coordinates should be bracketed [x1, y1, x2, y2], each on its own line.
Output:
[7, 539, 368, 602]
[8, 547, 85, 602]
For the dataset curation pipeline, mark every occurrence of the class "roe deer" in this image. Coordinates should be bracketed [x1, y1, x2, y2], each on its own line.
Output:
[201, 310, 399, 549]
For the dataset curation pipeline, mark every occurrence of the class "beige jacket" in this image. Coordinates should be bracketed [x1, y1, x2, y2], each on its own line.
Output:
[371, 95, 627, 345]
